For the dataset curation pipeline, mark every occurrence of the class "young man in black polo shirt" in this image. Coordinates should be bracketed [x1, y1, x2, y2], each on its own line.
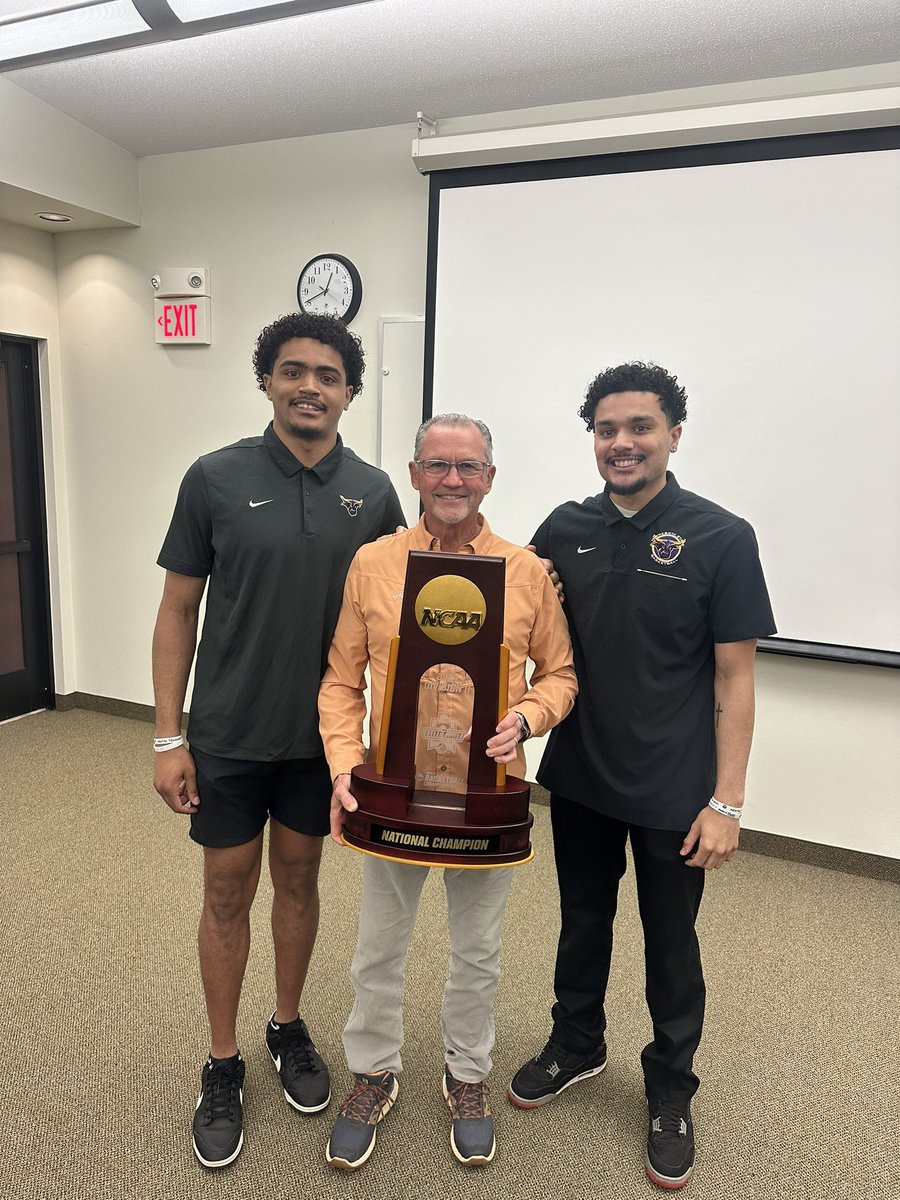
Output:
[152, 312, 405, 1169]
[509, 362, 774, 1190]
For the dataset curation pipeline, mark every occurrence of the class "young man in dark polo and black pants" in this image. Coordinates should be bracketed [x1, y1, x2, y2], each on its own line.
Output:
[509, 362, 775, 1190]
[152, 312, 405, 1169]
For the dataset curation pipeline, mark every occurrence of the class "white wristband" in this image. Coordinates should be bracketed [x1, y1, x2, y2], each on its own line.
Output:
[153, 736, 184, 753]
[708, 797, 742, 820]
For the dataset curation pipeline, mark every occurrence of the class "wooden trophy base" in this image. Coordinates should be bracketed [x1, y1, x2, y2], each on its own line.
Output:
[343, 763, 534, 868]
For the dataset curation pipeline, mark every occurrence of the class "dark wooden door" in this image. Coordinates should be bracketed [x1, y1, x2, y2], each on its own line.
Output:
[0, 337, 53, 720]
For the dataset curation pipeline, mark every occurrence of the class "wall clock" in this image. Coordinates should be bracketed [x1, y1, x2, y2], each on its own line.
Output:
[297, 253, 362, 324]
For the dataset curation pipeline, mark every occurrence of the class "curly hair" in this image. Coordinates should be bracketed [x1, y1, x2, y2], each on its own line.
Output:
[252, 312, 365, 396]
[579, 361, 688, 430]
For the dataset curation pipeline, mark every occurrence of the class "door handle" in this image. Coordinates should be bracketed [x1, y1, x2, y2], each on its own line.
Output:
[0, 540, 30, 554]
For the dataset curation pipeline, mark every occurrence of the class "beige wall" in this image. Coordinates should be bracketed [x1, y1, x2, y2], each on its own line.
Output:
[47, 123, 427, 705]
[0, 78, 139, 225]
[0, 217, 77, 693]
[1, 109, 897, 859]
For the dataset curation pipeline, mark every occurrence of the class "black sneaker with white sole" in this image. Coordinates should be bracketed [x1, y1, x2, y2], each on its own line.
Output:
[645, 1097, 695, 1190]
[507, 1036, 607, 1108]
[265, 1014, 330, 1113]
[192, 1053, 245, 1168]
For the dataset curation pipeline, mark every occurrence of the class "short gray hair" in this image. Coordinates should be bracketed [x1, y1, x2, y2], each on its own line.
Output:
[413, 413, 494, 464]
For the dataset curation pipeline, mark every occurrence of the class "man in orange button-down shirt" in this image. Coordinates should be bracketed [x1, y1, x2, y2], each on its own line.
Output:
[318, 413, 576, 1172]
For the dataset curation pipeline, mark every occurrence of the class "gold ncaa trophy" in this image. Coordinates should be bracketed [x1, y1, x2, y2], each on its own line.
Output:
[342, 550, 533, 867]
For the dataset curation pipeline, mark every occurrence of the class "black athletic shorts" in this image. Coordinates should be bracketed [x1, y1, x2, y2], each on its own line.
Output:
[188, 749, 331, 848]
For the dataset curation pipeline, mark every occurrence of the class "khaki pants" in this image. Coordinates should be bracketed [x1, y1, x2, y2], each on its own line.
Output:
[343, 855, 514, 1082]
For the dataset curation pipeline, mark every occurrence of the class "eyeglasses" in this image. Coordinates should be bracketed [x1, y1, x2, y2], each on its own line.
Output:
[414, 458, 490, 478]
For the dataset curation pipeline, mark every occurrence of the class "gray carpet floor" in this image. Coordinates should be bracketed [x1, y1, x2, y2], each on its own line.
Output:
[0, 708, 897, 1200]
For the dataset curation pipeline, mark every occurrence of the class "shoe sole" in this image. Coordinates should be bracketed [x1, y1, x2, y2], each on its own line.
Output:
[442, 1073, 496, 1166]
[506, 1058, 607, 1109]
[326, 1150, 370, 1171]
[645, 1151, 693, 1190]
[267, 1043, 331, 1113]
[325, 1077, 399, 1170]
[450, 1137, 495, 1167]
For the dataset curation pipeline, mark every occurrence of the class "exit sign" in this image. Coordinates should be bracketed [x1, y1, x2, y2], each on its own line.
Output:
[154, 297, 211, 344]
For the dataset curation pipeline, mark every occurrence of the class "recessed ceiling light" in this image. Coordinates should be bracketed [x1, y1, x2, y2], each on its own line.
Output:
[36, 212, 73, 222]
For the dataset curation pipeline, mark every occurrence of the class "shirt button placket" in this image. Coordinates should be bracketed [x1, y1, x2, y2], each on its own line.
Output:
[303, 475, 313, 533]
[612, 527, 631, 567]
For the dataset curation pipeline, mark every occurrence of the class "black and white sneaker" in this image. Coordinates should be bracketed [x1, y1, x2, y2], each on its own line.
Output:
[507, 1036, 607, 1108]
[265, 1014, 330, 1113]
[645, 1097, 695, 1190]
[192, 1053, 245, 1168]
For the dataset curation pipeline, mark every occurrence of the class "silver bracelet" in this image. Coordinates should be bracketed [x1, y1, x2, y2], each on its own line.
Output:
[708, 797, 742, 820]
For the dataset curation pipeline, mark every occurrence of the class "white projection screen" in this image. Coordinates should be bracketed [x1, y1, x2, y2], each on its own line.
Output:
[425, 130, 900, 665]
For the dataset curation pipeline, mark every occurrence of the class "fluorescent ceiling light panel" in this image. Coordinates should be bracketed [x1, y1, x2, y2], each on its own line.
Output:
[168, 0, 307, 19]
[0, 1, 148, 57]
[0, 0, 93, 15]
[0, 0, 375, 69]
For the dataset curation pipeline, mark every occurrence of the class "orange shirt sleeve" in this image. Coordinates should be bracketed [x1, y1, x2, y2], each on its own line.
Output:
[318, 554, 371, 778]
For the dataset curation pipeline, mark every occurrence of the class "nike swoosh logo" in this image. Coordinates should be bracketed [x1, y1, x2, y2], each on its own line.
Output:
[249, 499, 274, 507]
[577, 545, 596, 554]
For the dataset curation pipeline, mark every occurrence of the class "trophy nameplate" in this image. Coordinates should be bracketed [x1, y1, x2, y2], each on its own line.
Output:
[343, 550, 533, 867]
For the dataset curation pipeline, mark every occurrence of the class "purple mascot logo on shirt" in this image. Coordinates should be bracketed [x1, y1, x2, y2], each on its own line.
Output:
[649, 531, 687, 567]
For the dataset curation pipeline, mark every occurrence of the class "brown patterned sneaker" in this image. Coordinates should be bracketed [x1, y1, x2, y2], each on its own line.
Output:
[325, 1072, 398, 1170]
[443, 1066, 495, 1166]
